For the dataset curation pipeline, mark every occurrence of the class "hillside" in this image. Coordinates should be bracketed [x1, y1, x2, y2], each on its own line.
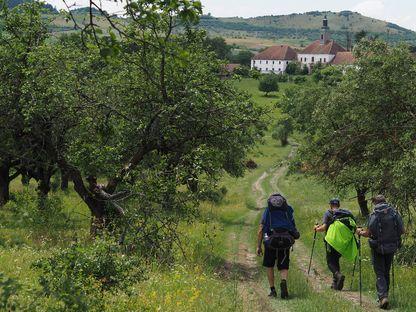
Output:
[199, 11, 416, 49]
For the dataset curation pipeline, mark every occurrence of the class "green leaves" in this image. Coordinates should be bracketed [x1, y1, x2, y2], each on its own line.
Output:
[283, 40, 416, 214]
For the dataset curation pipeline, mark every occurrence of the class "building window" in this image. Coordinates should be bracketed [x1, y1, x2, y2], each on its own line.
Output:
[272, 61, 275, 64]
[278, 68, 281, 71]
[324, 58, 326, 62]
[266, 61, 268, 64]
[253, 60, 256, 65]
[321, 34, 324, 40]
[286, 61, 289, 64]
[320, 58, 322, 62]
[279, 61, 281, 64]
[259, 61, 261, 64]
[312, 57, 315, 62]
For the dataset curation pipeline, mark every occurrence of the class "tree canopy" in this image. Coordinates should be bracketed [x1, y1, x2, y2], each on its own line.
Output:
[279, 41, 416, 216]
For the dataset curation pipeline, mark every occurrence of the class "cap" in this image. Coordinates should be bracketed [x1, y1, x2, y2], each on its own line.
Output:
[329, 198, 340, 206]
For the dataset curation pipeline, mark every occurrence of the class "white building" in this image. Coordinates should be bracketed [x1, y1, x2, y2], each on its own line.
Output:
[251, 45, 297, 74]
[298, 15, 346, 70]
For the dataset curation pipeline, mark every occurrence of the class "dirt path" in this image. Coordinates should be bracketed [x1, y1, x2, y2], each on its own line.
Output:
[268, 145, 379, 312]
[223, 169, 285, 312]
[252, 171, 268, 209]
[224, 144, 378, 311]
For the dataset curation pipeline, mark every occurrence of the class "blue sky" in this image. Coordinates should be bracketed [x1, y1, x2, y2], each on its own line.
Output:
[46, 0, 416, 31]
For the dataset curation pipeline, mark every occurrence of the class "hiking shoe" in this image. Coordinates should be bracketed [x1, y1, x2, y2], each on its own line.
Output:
[280, 280, 289, 299]
[268, 289, 277, 298]
[379, 297, 389, 310]
[335, 272, 345, 291]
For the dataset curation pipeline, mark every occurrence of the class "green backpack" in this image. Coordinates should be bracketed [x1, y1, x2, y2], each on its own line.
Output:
[325, 210, 358, 262]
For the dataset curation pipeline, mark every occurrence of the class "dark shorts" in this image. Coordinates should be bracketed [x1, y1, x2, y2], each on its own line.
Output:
[263, 247, 290, 270]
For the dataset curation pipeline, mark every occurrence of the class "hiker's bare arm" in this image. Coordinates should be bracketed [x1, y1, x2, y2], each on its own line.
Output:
[314, 224, 327, 232]
[257, 224, 263, 256]
[357, 228, 370, 237]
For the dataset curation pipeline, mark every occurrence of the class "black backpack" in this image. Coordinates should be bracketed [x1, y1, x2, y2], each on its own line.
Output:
[326, 209, 356, 231]
[368, 206, 402, 255]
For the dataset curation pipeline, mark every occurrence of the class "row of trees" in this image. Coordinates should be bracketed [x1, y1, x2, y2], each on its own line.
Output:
[204, 36, 254, 66]
[279, 41, 416, 217]
[0, 1, 264, 237]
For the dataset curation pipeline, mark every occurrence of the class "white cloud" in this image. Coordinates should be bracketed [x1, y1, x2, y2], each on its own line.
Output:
[352, 0, 385, 19]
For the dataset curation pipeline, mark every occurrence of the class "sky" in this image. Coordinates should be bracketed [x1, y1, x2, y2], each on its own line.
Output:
[46, 0, 416, 31]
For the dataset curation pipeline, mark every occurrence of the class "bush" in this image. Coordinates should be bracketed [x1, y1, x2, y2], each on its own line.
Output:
[276, 73, 290, 82]
[293, 76, 307, 84]
[3, 189, 74, 231]
[245, 159, 258, 169]
[201, 186, 228, 204]
[258, 74, 279, 96]
[234, 65, 250, 77]
[33, 239, 146, 311]
[249, 68, 261, 79]
[0, 272, 21, 311]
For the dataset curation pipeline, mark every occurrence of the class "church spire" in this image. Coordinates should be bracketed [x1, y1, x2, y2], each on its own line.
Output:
[320, 15, 330, 44]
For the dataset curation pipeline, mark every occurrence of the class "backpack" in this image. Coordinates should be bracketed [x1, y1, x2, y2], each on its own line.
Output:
[263, 208, 296, 250]
[325, 210, 358, 261]
[332, 209, 356, 232]
[368, 205, 402, 255]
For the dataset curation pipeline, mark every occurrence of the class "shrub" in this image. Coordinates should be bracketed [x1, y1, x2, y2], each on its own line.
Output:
[234, 65, 250, 77]
[249, 68, 261, 79]
[0, 272, 21, 311]
[3, 189, 74, 231]
[245, 159, 258, 169]
[293, 76, 307, 84]
[33, 239, 146, 311]
[258, 74, 279, 96]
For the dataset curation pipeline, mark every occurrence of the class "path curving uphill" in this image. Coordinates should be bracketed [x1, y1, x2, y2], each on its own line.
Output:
[266, 145, 378, 312]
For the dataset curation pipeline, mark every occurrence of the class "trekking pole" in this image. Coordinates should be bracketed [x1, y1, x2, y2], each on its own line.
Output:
[308, 223, 318, 275]
[392, 254, 395, 301]
[358, 234, 362, 306]
[350, 255, 357, 290]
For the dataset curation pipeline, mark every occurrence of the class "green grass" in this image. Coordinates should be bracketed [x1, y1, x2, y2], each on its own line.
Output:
[2, 77, 415, 311]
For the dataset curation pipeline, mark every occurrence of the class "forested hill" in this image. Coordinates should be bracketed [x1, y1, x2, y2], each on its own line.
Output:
[199, 11, 416, 47]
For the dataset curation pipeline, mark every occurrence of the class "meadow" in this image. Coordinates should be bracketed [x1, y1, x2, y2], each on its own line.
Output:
[1, 77, 415, 311]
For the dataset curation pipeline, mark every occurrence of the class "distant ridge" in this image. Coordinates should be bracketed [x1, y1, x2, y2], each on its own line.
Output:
[199, 11, 416, 48]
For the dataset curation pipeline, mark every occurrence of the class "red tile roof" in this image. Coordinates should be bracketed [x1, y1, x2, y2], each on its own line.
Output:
[331, 52, 355, 65]
[225, 63, 240, 72]
[252, 45, 298, 60]
[301, 40, 346, 55]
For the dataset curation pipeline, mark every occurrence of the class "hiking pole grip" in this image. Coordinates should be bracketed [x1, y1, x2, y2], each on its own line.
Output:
[308, 223, 318, 276]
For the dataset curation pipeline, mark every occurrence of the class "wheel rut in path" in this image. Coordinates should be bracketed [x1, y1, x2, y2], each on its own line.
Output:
[267, 145, 379, 312]
[222, 168, 287, 312]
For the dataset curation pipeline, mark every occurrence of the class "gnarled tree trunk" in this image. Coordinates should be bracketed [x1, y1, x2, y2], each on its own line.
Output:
[0, 163, 10, 206]
[60, 170, 69, 190]
[356, 187, 369, 217]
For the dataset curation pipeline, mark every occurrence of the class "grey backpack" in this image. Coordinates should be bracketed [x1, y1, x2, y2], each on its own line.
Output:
[368, 206, 402, 255]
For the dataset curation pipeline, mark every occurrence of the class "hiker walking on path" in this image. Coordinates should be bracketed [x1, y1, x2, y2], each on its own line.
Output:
[357, 195, 405, 310]
[256, 194, 300, 299]
[314, 198, 357, 291]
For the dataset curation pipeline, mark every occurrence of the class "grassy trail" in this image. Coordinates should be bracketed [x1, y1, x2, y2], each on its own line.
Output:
[268, 145, 378, 312]
[226, 142, 379, 312]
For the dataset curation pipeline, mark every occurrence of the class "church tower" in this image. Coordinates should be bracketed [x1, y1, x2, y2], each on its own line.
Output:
[320, 15, 330, 44]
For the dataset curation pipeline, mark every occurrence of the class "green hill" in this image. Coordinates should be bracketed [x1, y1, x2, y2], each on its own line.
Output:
[199, 11, 416, 49]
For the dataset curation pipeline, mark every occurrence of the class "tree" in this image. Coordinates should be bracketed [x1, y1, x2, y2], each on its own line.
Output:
[272, 115, 294, 146]
[285, 61, 302, 75]
[355, 30, 367, 43]
[203, 36, 232, 60]
[258, 74, 279, 96]
[20, 0, 265, 235]
[0, 2, 49, 205]
[231, 50, 254, 66]
[281, 40, 416, 217]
